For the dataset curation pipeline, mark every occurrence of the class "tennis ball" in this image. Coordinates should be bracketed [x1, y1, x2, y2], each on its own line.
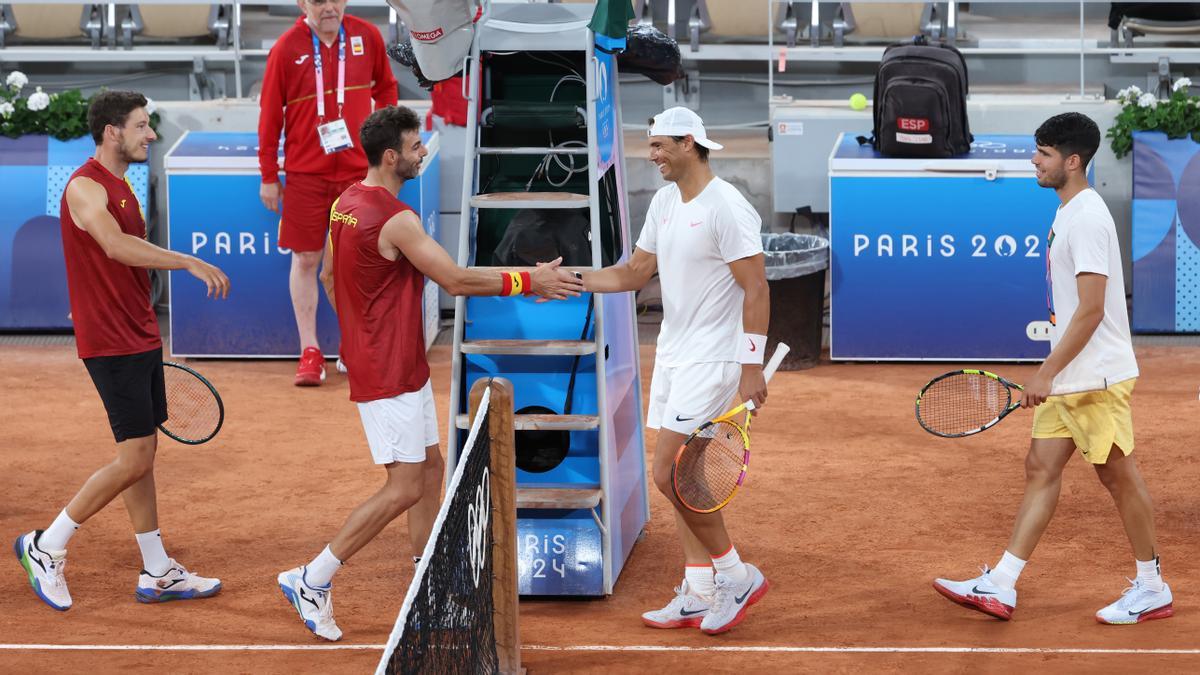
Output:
[849, 93, 868, 111]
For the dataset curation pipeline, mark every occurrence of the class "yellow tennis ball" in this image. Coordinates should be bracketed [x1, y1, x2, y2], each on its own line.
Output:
[849, 93, 868, 111]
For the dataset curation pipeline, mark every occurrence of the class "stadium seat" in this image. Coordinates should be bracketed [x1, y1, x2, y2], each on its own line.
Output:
[0, 3, 102, 48]
[688, 0, 799, 50]
[556, 0, 652, 24]
[1109, 2, 1200, 47]
[832, 3, 940, 47]
[117, 4, 232, 49]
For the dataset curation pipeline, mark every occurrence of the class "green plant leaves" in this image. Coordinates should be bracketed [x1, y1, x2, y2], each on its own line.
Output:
[1109, 85, 1200, 159]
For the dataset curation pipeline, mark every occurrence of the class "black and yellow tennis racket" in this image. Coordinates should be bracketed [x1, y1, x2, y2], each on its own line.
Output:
[671, 343, 790, 514]
[915, 369, 1106, 438]
[159, 362, 224, 444]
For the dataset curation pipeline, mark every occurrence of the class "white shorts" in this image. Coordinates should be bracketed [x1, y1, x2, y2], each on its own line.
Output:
[646, 361, 741, 435]
[356, 379, 440, 464]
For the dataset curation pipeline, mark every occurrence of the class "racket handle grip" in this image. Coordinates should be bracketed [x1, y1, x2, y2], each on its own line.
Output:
[763, 342, 790, 383]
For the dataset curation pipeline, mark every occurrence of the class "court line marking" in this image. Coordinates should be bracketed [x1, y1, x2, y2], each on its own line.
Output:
[1, 644, 1199, 655]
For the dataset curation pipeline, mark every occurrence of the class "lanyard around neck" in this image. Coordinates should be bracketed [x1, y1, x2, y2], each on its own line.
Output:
[311, 25, 346, 121]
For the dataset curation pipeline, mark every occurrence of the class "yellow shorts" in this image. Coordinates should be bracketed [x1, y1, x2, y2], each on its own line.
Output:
[1031, 378, 1136, 464]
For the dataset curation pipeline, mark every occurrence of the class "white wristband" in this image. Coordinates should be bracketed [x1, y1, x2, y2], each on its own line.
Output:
[738, 333, 767, 365]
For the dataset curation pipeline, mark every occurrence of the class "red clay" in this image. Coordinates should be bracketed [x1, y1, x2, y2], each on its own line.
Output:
[2, 342, 1200, 673]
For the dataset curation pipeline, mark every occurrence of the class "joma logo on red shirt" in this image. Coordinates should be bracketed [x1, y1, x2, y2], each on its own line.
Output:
[411, 27, 444, 41]
[897, 117, 930, 132]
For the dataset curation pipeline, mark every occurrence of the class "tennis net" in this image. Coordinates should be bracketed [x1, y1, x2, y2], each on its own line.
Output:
[376, 380, 520, 675]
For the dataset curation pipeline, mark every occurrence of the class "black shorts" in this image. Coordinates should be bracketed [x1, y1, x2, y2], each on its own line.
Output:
[83, 347, 168, 443]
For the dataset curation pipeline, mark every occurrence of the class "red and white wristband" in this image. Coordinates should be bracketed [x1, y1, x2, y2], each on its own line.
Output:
[738, 333, 767, 365]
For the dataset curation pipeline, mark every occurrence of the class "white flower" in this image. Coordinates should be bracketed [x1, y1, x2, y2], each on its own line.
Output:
[1138, 92, 1158, 108]
[1128, 84, 1143, 97]
[144, 97, 157, 115]
[1173, 77, 1193, 92]
[0, 101, 13, 118]
[5, 70, 27, 91]
[26, 86, 50, 112]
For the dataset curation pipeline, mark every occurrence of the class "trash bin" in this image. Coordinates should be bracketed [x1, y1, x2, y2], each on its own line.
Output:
[762, 233, 829, 370]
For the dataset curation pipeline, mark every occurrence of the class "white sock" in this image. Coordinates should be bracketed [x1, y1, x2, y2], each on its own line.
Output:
[305, 545, 342, 588]
[1136, 556, 1165, 592]
[711, 545, 749, 584]
[990, 550, 1026, 591]
[40, 510, 80, 552]
[135, 530, 171, 576]
[684, 565, 715, 600]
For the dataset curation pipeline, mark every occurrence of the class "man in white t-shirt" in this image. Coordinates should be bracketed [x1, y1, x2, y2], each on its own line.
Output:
[578, 107, 770, 634]
[933, 112, 1172, 625]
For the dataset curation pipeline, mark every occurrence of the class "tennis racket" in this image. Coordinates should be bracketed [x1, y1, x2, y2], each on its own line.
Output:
[915, 369, 1106, 438]
[670, 342, 790, 514]
[159, 362, 225, 444]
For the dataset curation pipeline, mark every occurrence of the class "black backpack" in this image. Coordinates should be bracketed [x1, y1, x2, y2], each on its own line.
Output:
[870, 36, 972, 158]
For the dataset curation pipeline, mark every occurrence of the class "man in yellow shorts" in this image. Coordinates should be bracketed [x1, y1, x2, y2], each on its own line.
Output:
[932, 112, 1172, 624]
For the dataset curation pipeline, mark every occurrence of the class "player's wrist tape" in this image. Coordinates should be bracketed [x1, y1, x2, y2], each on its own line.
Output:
[738, 333, 767, 364]
[500, 271, 533, 296]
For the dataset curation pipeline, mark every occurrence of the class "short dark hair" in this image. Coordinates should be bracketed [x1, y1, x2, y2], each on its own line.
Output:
[360, 105, 422, 166]
[648, 117, 709, 162]
[88, 90, 148, 144]
[1035, 112, 1100, 169]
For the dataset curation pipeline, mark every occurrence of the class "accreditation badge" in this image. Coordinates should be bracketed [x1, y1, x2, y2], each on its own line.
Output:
[317, 118, 354, 154]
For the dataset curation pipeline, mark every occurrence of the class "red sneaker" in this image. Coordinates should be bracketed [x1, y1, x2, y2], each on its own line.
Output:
[294, 347, 326, 386]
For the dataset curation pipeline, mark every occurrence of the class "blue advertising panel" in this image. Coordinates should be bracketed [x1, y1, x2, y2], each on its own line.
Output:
[0, 136, 149, 329]
[594, 47, 617, 171]
[830, 134, 1059, 360]
[517, 513, 603, 595]
[1131, 131, 1200, 333]
[166, 131, 440, 356]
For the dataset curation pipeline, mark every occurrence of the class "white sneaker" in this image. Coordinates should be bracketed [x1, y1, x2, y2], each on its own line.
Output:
[700, 564, 769, 635]
[641, 580, 710, 629]
[136, 559, 221, 603]
[278, 566, 342, 641]
[13, 530, 71, 611]
[932, 566, 1016, 621]
[335, 358, 348, 374]
[1096, 579, 1174, 625]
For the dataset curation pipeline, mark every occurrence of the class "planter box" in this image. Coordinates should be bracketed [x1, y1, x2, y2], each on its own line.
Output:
[1132, 130, 1200, 333]
[0, 135, 150, 330]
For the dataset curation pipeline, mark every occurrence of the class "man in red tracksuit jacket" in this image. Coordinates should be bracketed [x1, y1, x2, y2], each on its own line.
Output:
[258, 0, 398, 386]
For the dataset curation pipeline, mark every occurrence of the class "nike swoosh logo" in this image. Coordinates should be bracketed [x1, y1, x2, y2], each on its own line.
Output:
[299, 587, 322, 610]
[674, 415, 694, 422]
[27, 544, 47, 573]
[749, 340, 757, 352]
[1128, 606, 1158, 616]
[295, 54, 310, 65]
[679, 608, 706, 616]
[689, 221, 703, 228]
[971, 585, 995, 595]
[735, 586, 753, 604]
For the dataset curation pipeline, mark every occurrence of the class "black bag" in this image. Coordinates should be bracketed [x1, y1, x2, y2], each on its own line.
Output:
[870, 35, 972, 158]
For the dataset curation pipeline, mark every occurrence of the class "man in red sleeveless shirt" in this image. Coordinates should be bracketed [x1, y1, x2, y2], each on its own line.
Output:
[258, 0, 399, 386]
[276, 105, 583, 640]
[14, 91, 230, 612]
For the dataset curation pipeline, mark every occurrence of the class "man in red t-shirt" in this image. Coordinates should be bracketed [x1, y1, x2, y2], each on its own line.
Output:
[14, 91, 230, 612]
[276, 106, 584, 641]
[258, 0, 399, 386]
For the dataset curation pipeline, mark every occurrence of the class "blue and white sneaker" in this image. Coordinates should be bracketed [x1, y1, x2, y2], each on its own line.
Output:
[14, 530, 71, 611]
[278, 566, 342, 641]
[135, 559, 221, 603]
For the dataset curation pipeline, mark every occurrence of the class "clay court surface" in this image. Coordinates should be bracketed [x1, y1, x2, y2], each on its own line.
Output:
[3, 342, 1200, 673]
